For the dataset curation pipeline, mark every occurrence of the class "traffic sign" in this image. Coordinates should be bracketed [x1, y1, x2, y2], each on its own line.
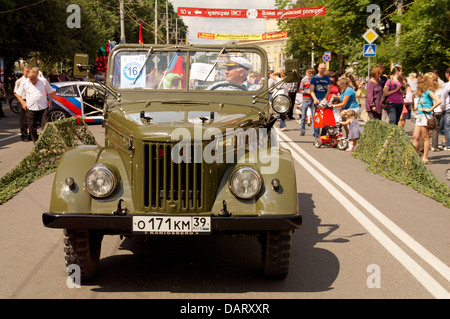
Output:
[362, 28, 379, 44]
[322, 51, 331, 62]
[363, 44, 377, 57]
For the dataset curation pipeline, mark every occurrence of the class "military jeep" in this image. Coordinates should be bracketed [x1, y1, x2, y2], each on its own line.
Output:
[42, 44, 301, 280]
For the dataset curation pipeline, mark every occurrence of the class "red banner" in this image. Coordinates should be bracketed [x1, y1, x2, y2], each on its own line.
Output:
[178, 6, 326, 19]
[198, 32, 288, 40]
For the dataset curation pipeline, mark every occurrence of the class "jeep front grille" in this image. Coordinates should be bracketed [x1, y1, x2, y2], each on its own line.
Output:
[143, 142, 204, 212]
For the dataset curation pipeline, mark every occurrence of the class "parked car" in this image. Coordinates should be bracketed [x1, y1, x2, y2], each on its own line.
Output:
[43, 44, 302, 281]
[49, 81, 106, 123]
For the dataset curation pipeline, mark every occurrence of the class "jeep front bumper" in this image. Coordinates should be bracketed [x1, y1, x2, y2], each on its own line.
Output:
[42, 213, 302, 234]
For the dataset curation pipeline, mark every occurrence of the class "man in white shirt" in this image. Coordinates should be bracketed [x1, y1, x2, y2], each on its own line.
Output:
[14, 66, 31, 141]
[442, 68, 450, 150]
[16, 68, 54, 143]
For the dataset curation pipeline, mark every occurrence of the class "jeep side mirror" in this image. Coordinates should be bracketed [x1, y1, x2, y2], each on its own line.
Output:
[284, 59, 299, 83]
[73, 53, 89, 78]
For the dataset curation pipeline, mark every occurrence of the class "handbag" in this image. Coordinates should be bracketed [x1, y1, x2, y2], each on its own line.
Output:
[382, 79, 393, 108]
[426, 116, 437, 130]
[313, 108, 324, 128]
[418, 98, 436, 130]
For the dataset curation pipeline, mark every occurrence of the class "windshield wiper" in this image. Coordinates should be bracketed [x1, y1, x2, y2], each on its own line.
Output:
[132, 47, 153, 84]
[203, 47, 226, 82]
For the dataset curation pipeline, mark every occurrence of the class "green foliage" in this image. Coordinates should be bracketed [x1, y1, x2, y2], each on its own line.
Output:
[0, 0, 188, 87]
[0, 118, 97, 205]
[353, 120, 450, 207]
[279, 0, 448, 75]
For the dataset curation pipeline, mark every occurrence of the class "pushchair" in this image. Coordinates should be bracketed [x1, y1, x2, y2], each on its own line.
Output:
[313, 98, 348, 150]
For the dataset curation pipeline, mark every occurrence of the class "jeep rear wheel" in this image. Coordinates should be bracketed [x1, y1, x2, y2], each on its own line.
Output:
[64, 229, 103, 280]
[260, 230, 292, 279]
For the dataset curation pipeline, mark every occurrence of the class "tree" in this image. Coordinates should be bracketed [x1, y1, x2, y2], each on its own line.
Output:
[0, 0, 187, 89]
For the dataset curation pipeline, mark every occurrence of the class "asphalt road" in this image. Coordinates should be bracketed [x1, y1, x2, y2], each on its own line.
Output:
[0, 105, 449, 301]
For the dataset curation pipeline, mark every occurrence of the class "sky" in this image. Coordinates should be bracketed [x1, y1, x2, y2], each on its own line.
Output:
[170, 0, 278, 44]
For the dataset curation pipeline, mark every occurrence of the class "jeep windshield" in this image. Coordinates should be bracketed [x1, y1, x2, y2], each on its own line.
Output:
[109, 47, 264, 92]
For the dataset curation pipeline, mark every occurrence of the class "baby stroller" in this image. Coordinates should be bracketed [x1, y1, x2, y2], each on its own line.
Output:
[313, 98, 348, 150]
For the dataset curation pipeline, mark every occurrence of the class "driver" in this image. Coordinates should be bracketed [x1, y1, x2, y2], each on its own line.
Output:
[210, 57, 259, 91]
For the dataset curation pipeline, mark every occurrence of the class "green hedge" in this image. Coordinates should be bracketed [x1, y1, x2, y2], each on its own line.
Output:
[0, 117, 97, 205]
[353, 119, 450, 207]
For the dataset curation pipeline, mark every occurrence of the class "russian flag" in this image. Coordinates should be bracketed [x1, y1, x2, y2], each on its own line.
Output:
[166, 53, 185, 88]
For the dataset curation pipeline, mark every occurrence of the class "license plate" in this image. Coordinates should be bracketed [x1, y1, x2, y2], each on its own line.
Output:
[132, 216, 211, 234]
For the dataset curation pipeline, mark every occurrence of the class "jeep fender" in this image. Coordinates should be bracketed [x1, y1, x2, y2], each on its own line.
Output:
[211, 147, 298, 216]
[49, 145, 134, 214]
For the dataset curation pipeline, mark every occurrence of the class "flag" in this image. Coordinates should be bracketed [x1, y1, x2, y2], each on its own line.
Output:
[139, 25, 143, 44]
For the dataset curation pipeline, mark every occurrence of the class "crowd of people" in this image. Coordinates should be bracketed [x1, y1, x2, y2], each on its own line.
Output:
[275, 62, 450, 164]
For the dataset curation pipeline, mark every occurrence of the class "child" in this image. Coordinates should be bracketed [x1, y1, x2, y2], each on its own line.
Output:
[339, 109, 362, 152]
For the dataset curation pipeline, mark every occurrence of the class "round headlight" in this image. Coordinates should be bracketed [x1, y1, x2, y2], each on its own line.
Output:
[85, 165, 117, 198]
[271, 94, 291, 114]
[229, 167, 263, 199]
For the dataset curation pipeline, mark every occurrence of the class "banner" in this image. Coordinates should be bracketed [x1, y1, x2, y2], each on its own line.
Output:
[198, 32, 288, 41]
[178, 6, 326, 19]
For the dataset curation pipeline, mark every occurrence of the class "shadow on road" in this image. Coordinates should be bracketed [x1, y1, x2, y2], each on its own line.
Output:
[87, 193, 362, 294]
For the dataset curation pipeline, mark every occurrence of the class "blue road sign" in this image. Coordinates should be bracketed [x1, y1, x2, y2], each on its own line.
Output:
[363, 44, 376, 57]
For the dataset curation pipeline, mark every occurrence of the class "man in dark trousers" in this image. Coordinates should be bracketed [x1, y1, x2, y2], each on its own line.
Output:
[15, 68, 54, 143]
[14, 66, 31, 141]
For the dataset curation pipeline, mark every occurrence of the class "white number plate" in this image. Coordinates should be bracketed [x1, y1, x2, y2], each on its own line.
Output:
[132, 216, 211, 234]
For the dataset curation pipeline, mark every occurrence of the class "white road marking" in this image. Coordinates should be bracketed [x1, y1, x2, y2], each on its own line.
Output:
[0, 134, 20, 143]
[277, 129, 450, 299]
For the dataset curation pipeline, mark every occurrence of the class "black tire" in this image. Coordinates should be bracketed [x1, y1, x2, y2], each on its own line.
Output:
[9, 98, 20, 114]
[260, 230, 292, 279]
[49, 109, 69, 122]
[337, 139, 348, 150]
[314, 138, 322, 148]
[64, 229, 103, 280]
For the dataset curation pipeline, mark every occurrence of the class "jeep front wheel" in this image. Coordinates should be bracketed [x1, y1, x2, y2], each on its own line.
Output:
[260, 230, 292, 279]
[64, 229, 103, 280]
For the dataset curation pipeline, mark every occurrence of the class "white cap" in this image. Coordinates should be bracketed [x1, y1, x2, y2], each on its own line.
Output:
[225, 56, 253, 70]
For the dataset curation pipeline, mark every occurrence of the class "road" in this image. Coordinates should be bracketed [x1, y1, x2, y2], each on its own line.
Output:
[0, 106, 449, 301]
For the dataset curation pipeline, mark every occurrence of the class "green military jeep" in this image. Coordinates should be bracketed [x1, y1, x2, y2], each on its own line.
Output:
[43, 43, 301, 281]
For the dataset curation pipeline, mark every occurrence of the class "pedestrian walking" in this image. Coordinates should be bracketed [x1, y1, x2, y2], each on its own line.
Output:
[383, 66, 405, 125]
[286, 75, 299, 120]
[310, 63, 331, 138]
[299, 68, 315, 136]
[365, 67, 383, 120]
[15, 68, 54, 143]
[14, 66, 31, 141]
[430, 76, 444, 151]
[442, 68, 450, 150]
[398, 74, 414, 128]
[412, 74, 441, 164]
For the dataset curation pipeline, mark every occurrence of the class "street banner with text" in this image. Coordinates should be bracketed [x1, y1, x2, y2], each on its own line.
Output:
[179, 6, 326, 19]
[198, 32, 288, 40]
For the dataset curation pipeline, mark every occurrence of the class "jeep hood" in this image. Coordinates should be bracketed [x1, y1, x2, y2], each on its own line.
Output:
[106, 101, 266, 142]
